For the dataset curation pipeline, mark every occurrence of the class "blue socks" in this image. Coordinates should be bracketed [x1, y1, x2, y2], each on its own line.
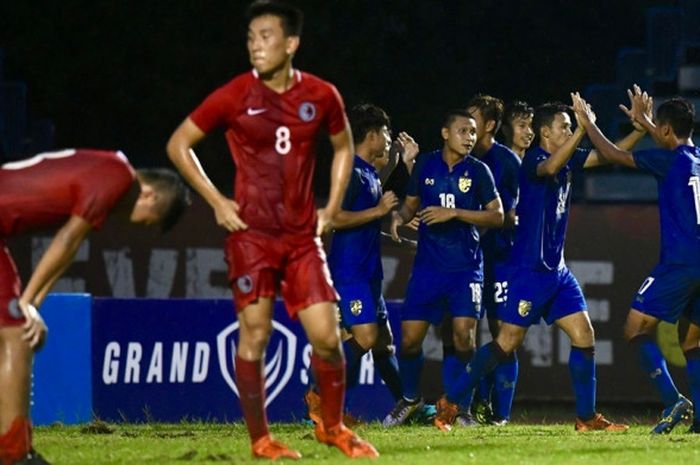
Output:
[684, 348, 700, 416]
[630, 334, 680, 407]
[447, 342, 506, 405]
[493, 351, 519, 420]
[373, 348, 403, 401]
[399, 350, 424, 401]
[569, 346, 596, 421]
[343, 338, 368, 390]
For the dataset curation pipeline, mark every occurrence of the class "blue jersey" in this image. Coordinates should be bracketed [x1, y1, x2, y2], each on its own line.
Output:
[479, 142, 521, 265]
[633, 145, 700, 265]
[407, 149, 499, 272]
[510, 146, 590, 271]
[328, 155, 383, 283]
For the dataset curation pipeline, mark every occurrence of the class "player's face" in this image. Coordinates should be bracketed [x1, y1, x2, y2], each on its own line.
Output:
[443, 116, 477, 156]
[467, 107, 490, 142]
[130, 184, 161, 225]
[510, 114, 534, 151]
[247, 15, 299, 75]
[545, 113, 573, 150]
[372, 126, 392, 161]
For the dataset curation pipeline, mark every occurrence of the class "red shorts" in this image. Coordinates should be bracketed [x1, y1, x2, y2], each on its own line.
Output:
[224, 230, 338, 318]
[0, 241, 24, 327]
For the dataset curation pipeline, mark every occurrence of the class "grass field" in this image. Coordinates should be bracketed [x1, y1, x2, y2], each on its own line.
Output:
[36, 419, 700, 465]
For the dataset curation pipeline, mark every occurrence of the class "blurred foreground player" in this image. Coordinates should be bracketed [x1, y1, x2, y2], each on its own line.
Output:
[0, 148, 188, 465]
[573, 88, 699, 434]
[166, 1, 377, 459]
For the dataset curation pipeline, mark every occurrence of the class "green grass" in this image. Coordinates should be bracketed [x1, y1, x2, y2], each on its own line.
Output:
[35, 421, 700, 465]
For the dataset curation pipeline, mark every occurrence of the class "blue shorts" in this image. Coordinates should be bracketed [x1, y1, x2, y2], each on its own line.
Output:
[483, 263, 513, 320]
[402, 266, 483, 325]
[501, 266, 586, 327]
[336, 279, 388, 330]
[632, 263, 700, 325]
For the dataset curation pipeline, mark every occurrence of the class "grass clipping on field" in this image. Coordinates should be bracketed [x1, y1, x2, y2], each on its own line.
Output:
[36, 421, 700, 464]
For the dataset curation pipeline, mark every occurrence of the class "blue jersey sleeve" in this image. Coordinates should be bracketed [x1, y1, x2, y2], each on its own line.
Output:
[569, 148, 591, 173]
[499, 156, 520, 212]
[407, 153, 429, 197]
[341, 169, 360, 210]
[633, 149, 675, 177]
[476, 163, 499, 207]
[522, 149, 547, 180]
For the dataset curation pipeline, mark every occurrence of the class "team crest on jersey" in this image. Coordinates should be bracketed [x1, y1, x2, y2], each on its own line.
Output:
[217, 321, 297, 407]
[458, 176, 472, 193]
[350, 300, 363, 316]
[518, 300, 532, 317]
[299, 102, 316, 122]
[237, 275, 253, 294]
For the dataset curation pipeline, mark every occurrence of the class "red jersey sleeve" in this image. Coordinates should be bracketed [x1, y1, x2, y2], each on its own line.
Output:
[72, 154, 135, 229]
[189, 80, 239, 134]
[324, 84, 347, 136]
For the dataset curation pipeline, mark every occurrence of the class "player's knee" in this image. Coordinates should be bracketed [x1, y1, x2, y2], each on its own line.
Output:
[452, 331, 476, 352]
[353, 331, 377, 351]
[239, 323, 272, 350]
[400, 336, 422, 355]
[573, 324, 595, 347]
[311, 331, 341, 354]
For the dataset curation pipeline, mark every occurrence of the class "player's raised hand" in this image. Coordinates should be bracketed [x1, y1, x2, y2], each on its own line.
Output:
[19, 300, 47, 350]
[390, 211, 404, 242]
[418, 206, 456, 225]
[378, 191, 399, 215]
[213, 198, 248, 232]
[396, 132, 419, 165]
[571, 92, 596, 129]
[619, 84, 653, 131]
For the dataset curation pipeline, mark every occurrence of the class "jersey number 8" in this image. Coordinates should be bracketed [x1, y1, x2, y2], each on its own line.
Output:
[275, 126, 291, 155]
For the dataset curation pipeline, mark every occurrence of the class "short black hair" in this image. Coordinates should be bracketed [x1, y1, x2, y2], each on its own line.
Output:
[245, 0, 303, 37]
[348, 103, 391, 145]
[501, 100, 534, 141]
[467, 94, 504, 134]
[533, 102, 570, 138]
[137, 168, 191, 232]
[656, 97, 695, 139]
[443, 109, 474, 129]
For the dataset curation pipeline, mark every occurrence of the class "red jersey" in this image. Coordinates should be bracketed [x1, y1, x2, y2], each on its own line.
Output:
[190, 69, 347, 235]
[0, 149, 135, 236]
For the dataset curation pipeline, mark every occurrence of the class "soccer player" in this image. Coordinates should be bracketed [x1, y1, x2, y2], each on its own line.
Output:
[572, 88, 699, 434]
[433, 94, 641, 432]
[501, 101, 535, 158]
[305, 104, 420, 422]
[166, 1, 377, 459]
[466, 95, 522, 426]
[0, 148, 188, 465]
[382, 109, 504, 427]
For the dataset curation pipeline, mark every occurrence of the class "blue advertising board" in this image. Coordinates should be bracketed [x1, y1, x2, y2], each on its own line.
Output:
[91, 298, 399, 423]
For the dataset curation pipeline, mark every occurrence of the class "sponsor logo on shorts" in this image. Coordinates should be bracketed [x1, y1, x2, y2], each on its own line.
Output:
[217, 321, 297, 407]
[237, 275, 253, 294]
[518, 300, 532, 317]
[458, 176, 472, 193]
[299, 102, 316, 122]
[350, 300, 363, 316]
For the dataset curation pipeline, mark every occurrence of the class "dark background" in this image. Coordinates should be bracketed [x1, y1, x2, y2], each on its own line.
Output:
[0, 0, 677, 193]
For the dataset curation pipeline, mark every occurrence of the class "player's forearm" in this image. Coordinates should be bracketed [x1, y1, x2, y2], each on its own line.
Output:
[333, 207, 386, 229]
[584, 122, 636, 169]
[454, 208, 504, 228]
[537, 129, 586, 177]
[397, 198, 419, 224]
[616, 127, 646, 151]
[167, 144, 227, 208]
[21, 224, 87, 308]
[503, 209, 517, 229]
[325, 144, 354, 216]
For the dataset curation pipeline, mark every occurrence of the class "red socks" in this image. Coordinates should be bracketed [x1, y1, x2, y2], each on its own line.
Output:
[234, 356, 269, 443]
[310, 352, 346, 430]
[0, 417, 31, 465]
